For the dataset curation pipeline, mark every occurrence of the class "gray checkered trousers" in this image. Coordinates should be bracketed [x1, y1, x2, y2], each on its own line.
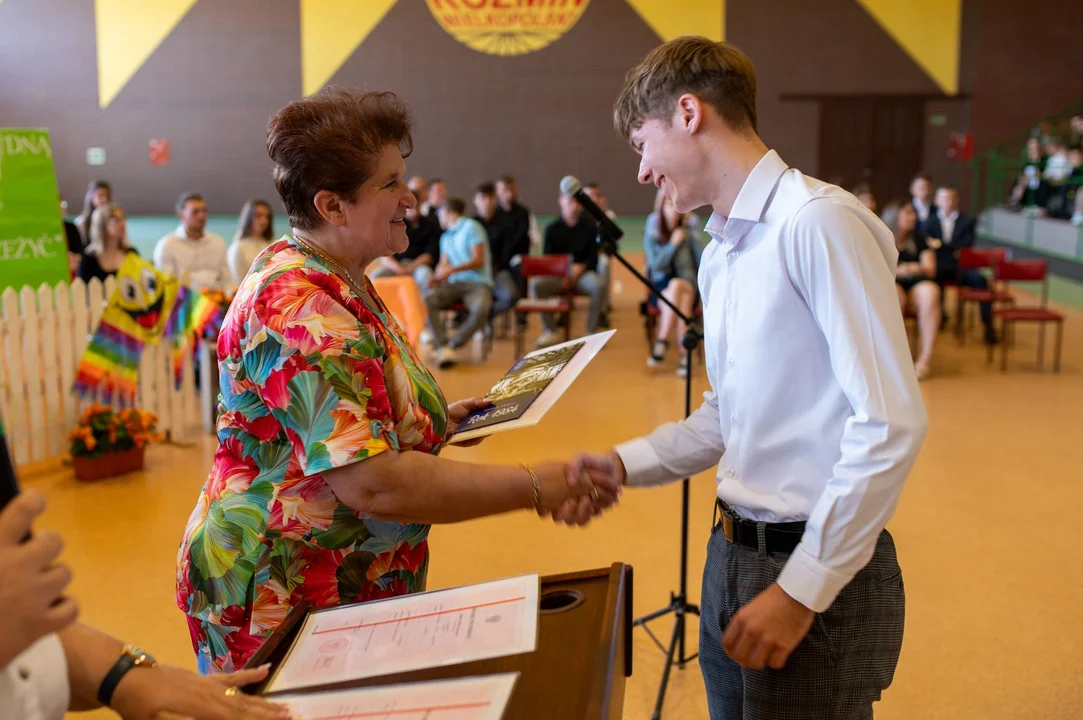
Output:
[699, 522, 905, 720]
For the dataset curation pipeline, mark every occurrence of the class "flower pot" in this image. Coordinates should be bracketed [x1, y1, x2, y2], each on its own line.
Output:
[72, 447, 146, 482]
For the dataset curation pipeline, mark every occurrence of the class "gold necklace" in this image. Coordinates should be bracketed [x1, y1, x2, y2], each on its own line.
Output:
[292, 234, 369, 300]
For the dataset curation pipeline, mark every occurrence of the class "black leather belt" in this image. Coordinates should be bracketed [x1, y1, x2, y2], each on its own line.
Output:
[713, 499, 806, 555]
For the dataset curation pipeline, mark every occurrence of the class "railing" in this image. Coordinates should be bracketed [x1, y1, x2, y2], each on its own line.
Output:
[0, 277, 204, 466]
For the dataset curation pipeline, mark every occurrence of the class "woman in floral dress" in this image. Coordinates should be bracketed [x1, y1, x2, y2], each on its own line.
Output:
[175, 88, 619, 673]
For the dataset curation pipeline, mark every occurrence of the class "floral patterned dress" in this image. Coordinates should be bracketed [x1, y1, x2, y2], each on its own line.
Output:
[175, 236, 448, 673]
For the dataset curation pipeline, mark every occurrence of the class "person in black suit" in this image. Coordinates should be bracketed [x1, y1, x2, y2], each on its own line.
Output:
[924, 186, 997, 344]
[909, 173, 934, 232]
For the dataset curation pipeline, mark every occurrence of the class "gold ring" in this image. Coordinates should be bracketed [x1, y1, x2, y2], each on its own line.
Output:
[590, 486, 600, 503]
[224, 686, 238, 697]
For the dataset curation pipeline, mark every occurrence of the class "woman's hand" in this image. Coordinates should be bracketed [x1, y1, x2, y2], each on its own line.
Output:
[446, 397, 493, 447]
[531, 461, 621, 526]
[111, 663, 291, 720]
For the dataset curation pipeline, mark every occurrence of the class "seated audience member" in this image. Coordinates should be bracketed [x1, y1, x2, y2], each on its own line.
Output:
[925, 186, 998, 344]
[473, 182, 520, 315]
[892, 203, 939, 380]
[910, 172, 934, 229]
[1047, 144, 1083, 219]
[853, 183, 879, 214]
[1070, 115, 1083, 149]
[74, 180, 111, 245]
[1042, 138, 1074, 217]
[227, 199, 275, 286]
[583, 182, 615, 327]
[425, 197, 493, 368]
[153, 193, 230, 291]
[78, 204, 138, 283]
[0, 491, 289, 720]
[644, 190, 704, 376]
[423, 177, 447, 221]
[1011, 137, 1048, 210]
[408, 175, 429, 212]
[533, 189, 606, 348]
[495, 174, 541, 257]
[60, 197, 84, 276]
[1071, 147, 1083, 226]
[371, 191, 440, 287]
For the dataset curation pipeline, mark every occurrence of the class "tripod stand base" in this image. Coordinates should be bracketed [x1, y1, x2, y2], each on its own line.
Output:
[634, 596, 701, 720]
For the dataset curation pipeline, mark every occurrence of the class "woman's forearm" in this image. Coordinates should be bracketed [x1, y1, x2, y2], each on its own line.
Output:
[58, 622, 124, 711]
[323, 450, 535, 524]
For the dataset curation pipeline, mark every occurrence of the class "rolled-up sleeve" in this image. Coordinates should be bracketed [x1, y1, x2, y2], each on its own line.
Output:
[615, 391, 726, 488]
[779, 198, 928, 612]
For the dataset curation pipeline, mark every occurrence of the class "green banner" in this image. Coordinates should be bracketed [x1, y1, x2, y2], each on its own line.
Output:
[0, 128, 69, 292]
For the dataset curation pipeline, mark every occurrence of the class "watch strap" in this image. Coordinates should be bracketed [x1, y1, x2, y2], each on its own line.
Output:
[96, 651, 138, 707]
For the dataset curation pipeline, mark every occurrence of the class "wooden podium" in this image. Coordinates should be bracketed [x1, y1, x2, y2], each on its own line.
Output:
[246, 563, 633, 719]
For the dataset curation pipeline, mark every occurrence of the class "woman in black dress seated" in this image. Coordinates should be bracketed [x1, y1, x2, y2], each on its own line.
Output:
[891, 202, 939, 380]
[78, 203, 138, 283]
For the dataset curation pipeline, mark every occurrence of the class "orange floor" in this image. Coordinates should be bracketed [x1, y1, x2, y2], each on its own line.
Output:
[21, 256, 1082, 719]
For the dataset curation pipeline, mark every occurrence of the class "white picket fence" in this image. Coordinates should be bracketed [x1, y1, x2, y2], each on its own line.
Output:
[0, 277, 204, 466]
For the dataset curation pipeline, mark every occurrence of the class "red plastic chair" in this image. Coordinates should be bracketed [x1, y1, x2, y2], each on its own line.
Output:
[954, 247, 1015, 344]
[986, 259, 1065, 372]
[514, 255, 573, 359]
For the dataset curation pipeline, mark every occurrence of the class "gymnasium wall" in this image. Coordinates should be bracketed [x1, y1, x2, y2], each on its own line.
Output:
[0, 0, 1073, 218]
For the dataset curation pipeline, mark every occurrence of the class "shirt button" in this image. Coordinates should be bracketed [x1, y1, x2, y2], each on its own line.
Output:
[728, 358, 735, 368]
[730, 414, 737, 423]
[728, 251, 740, 260]
[17, 666, 30, 681]
[726, 301, 733, 310]
[727, 468, 736, 477]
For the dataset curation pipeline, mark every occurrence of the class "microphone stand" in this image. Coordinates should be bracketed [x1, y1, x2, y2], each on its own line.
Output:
[597, 224, 701, 720]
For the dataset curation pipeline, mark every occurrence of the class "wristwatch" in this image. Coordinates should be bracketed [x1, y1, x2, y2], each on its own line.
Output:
[97, 644, 157, 707]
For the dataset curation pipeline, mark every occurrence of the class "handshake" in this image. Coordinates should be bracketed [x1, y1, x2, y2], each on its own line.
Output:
[530, 451, 628, 526]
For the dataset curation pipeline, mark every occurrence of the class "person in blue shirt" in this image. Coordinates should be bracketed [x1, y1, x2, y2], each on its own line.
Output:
[425, 197, 493, 369]
[643, 190, 704, 375]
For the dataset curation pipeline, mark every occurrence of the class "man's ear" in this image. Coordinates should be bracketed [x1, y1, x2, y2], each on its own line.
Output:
[313, 190, 347, 227]
[677, 94, 703, 135]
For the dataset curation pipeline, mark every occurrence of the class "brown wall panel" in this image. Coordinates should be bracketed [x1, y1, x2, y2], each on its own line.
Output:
[2, 0, 1076, 219]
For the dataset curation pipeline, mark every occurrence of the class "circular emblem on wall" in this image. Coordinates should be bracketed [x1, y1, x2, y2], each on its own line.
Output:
[425, 0, 591, 56]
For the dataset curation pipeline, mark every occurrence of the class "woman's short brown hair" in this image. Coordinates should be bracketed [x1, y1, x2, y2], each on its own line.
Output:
[614, 36, 758, 142]
[266, 87, 413, 231]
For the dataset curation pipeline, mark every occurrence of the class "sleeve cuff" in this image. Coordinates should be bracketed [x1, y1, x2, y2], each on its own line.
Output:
[614, 437, 672, 488]
[775, 544, 853, 613]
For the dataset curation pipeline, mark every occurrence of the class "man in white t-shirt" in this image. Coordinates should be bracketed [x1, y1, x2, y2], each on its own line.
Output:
[152, 193, 230, 291]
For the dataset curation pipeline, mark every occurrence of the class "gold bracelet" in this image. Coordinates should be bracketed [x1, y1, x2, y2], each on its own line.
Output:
[519, 463, 542, 511]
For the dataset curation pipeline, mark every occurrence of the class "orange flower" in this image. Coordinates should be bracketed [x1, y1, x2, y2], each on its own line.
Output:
[84, 436, 97, 451]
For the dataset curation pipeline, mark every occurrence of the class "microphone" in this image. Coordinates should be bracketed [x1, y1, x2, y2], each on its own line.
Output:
[560, 176, 624, 241]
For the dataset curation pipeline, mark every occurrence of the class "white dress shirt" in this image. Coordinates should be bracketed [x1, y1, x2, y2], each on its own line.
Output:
[0, 635, 70, 720]
[152, 225, 230, 291]
[227, 236, 272, 287]
[940, 210, 958, 245]
[912, 198, 931, 223]
[616, 150, 927, 612]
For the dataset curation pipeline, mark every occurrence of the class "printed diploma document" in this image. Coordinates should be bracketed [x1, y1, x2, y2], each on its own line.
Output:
[267, 575, 540, 693]
[276, 674, 519, 720]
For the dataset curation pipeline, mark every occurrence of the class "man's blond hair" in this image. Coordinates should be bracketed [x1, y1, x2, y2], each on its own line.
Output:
[614, 36, 758, 142]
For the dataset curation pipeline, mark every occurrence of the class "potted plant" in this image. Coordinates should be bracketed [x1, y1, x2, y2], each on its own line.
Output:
[69, 404, 163, 482]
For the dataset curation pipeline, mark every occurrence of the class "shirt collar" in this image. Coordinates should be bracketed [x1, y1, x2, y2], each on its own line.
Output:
[944, 210, 959, 222]
[704, 149, 788, 245]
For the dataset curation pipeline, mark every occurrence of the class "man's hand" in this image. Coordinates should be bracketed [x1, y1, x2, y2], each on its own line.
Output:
[722, 583, 815, 670]
[445, 397, 493, 448]
[111, 663, 290, 720]
[432, 266, 452, 284]
[0, 491, 80, 668]
[544, 451, 626, 526]
[530, 459, 620, 526]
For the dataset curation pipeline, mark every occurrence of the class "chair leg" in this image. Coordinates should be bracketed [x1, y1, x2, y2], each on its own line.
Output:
[1037, 322, 1046, 369]
[955, 295, 964, 344]
[1053, 321, 1064, 373]
[1000, 320, 1009, 371]
[514, 312, 523, 360]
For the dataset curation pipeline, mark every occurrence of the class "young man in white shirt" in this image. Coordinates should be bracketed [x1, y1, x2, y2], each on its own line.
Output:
[152, 193, 230, 291]
[557, 37, 927, 719]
